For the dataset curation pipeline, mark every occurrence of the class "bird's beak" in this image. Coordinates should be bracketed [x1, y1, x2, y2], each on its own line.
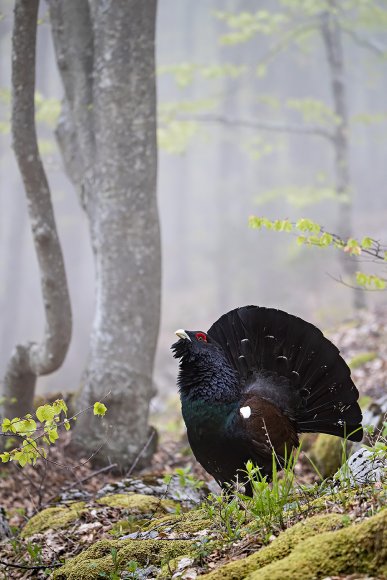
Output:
[175, 329, 191, 341]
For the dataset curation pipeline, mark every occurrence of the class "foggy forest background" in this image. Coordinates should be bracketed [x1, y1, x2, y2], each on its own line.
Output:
[0, 0, 386, 405]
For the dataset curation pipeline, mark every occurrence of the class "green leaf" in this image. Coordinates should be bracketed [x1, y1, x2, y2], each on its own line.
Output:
[248, 216, 274, 230]
[361, 237, 373, 249]
[356, 272, 368, 287]
[48, 427, 59, 444]
[248, 216, 264, 229]
[320, 232, 333, 246]
[18, 455, 28, 468]
[356, 271, 386, 290]
[93, 402, 107, 417]
[36, 404, 56, 423]
[64, 419, 71, 431]
[1, 418, 12, 433]
[11, 418, 37, 436]
[52, 399, 68, 416]
[0, 452, 10, 463]
[296, 218, 320, 233]
[307, 235, 321, 245]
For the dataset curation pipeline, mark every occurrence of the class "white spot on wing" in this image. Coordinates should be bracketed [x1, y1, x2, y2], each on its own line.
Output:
[240, 406, 251, 419]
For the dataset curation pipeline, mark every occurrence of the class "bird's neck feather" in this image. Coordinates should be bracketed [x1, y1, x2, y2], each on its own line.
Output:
[178, 350, 239, 403]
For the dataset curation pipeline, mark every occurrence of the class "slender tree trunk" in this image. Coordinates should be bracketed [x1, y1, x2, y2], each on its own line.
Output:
[49, 0, 161, 469]
[2, 0, 72, 420]
[320, 4, 365, 309]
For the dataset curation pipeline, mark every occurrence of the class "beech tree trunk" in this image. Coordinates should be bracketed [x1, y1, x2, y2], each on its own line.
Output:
[2, 0, 72, 420]
[48, 0, 161, 468]
[321, 4, 365, 310]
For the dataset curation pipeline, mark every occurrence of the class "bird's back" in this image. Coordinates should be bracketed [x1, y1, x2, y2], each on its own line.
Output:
[208, 305, 363, 442]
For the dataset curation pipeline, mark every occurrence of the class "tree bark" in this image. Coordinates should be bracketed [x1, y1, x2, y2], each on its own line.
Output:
[2, 0, 72, 419]
[48, 0, 161, 468]
[320, 4, 365, 309]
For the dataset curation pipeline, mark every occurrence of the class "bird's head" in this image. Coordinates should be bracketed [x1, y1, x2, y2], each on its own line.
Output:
[171, 328, 239, 401]
[171, 329, 217, 362]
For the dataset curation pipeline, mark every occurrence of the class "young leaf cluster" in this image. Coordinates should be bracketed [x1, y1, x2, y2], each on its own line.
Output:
[1, 399, 107, 467]
[249, 215, 387, 290]
[1, 399, 69, 467]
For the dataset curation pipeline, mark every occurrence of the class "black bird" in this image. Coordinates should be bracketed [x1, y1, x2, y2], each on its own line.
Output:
[171, 306, 363, 492]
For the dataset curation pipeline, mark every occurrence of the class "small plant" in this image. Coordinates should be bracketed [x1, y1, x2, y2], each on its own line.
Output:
[203, 445, 311, 543]
[164, 466, 204, 491]
[26, 541, 43, 565]
[204, 491, 246, 542]
[97, 547, 128, 579]
[243, 446, 303, 533]
[175, 466, 204, 490]
[96, 548, 139, 579]
[193, 537, 216, 566]
[125, 560, 139, 579]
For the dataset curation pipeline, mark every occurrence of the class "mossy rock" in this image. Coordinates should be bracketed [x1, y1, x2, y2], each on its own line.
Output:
[53, 538, 196, 579]
[309, 433, 345, 478]
[96, 492, 178, 513]
[21, 502, 86, 538]
[110, 517, 149, 536]
[147, 508, 211, 536]
[201, 512, 344, 579]
[110, 507, 211, 538]
[299, 432, 316, 452]
[247, 508, 386, 580]
[348, 351, 377, 370]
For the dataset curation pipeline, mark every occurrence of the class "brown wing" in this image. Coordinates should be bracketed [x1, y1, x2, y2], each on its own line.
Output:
[237, 394, 299, 464]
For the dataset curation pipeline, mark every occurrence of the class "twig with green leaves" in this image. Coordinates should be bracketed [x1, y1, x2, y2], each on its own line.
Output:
[249, 216, 387, 291]
[0, 398, 108, 468]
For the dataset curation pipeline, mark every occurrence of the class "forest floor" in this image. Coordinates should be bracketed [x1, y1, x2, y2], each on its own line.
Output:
[0, 308, 386, 579]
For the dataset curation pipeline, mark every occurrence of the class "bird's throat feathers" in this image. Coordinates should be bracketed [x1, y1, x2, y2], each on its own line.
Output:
[177, 350, 240, 403]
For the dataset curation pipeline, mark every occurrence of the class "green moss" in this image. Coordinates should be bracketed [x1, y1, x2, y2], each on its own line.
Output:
[109, 517, 149, 536]
[96, 492, 178, 513]
[348, 351, 377, 369]
[201, 513, 344, 579]
[53, 538, 196, 580]
[247, 509, 387, 580]
[299, 432, 316, 452]
[21, 502, 86, 538]
[147, 508, 211, 535]
[359, 395, 373, 409]
[310, 433, 344, 478]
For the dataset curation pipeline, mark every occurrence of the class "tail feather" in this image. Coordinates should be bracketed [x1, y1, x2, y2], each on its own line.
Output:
[207, 306, 363, 442]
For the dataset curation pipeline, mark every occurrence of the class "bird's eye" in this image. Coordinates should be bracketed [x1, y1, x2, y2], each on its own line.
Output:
[195, 332, 207, 342]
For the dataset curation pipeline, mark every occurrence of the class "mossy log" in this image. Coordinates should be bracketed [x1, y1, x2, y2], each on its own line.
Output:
[53, 538, 196, 579]
[202, 509, 386, 580]
[201, 513, 344, 579]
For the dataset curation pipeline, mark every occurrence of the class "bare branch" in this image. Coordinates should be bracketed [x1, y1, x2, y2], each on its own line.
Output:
[2, 0, 72, 418]
[0, 559, 61, 571]
[342, 27, 387, 57]
[178, 113, 334, 141]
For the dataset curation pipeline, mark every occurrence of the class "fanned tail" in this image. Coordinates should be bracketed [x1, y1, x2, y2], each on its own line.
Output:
[207, 306, 363, 442]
